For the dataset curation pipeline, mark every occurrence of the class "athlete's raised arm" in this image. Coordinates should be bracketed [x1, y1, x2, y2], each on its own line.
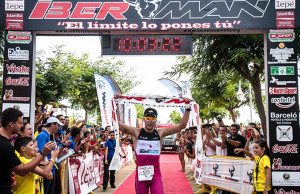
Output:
[159, 98, 192, 138]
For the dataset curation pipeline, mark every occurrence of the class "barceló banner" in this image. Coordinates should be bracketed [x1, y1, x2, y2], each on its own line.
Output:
[0, 0, 299, 31]
[267, 29, 300, 193]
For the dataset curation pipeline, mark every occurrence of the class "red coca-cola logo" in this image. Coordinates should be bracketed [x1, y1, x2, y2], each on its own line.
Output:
[5, 77, 29, 86]
[272, 144, 298, 153]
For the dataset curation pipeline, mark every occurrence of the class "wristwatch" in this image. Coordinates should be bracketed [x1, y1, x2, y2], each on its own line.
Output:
[185, 107, 192, 111]
[39, 151, 47, 157]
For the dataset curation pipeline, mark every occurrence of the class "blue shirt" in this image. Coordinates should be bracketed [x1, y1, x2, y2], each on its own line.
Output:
[36, 129, 56, 174]
[105, 139, 116, 159]
[67, 136, 76, 150]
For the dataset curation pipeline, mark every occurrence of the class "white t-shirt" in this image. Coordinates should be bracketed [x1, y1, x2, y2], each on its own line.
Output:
[205, 140, 216, 156]
[215, 137, 227, 156]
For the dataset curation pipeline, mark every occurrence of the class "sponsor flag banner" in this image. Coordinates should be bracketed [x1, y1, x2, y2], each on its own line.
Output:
[124, 104, 137, 127]
[68, 152, 104, 194]
[2, 30, 33, 123]
[94, 74, 114, 128]
[202, 156, 254, 194]
[267, 29, 300, 193]
[110, 98, 121, 170]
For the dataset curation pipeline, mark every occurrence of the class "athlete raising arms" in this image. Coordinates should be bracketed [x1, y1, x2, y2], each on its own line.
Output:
[115, 94, 192, 194]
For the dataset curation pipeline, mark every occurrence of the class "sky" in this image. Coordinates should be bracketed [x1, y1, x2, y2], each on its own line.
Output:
[36, 36, 184, 123]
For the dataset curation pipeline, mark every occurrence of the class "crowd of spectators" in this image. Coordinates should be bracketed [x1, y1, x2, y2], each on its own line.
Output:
[0, 106, 134, 194]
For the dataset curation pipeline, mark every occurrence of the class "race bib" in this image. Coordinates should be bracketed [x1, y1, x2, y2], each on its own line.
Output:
[138, 165, 154, 181]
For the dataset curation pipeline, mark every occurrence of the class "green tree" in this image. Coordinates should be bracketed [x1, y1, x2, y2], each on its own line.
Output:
[167, 35, 268, 138]
[191, 70, 249, 123]
[168, 110, 181, 124]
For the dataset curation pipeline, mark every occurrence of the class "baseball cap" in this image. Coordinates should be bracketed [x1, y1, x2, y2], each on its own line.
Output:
[46, 117, 64, 126]
[144, 108, 158, 118]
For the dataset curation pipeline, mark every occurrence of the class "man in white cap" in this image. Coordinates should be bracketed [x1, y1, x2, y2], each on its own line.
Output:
[36, 117, 64, 194]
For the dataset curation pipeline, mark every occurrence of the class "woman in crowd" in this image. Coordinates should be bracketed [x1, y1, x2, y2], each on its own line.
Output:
[203, 128, 216, 156]
[234, 141, 271, 194]
[174, 131, 185, 172]
[244, 127, 261, 158]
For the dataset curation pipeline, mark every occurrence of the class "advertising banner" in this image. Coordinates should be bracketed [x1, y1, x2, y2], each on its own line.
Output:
[2, 0, 300, 31]
[124, 104, 137, 127]
[68, 152, 104, 194]
[2, 30, 33, 123]
[267, 29, 300, 193]
[202, 156, 254, 194]
[94, 74, 114, 128]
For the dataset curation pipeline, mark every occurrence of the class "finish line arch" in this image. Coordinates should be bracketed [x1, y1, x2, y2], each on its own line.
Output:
[1, 0, 299, 193]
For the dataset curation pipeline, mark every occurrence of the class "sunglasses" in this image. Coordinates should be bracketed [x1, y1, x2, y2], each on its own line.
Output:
[144, 117, 157, 121]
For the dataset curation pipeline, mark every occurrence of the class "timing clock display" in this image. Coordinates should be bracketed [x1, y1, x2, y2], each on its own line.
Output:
[102, 35, 192, 55]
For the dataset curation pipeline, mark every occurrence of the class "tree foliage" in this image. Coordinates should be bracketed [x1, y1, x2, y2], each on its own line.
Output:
[168, 110, 181, 124]
[167, 34, 268, 138]
[36, 45, 138, 121]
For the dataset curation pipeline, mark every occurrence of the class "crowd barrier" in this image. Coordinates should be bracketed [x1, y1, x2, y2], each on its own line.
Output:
[60, 144, 133, 194]
[194, 155, 255, 194]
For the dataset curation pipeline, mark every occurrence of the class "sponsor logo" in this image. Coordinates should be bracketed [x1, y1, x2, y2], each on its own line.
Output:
[271, 96, 296, 108]
[97, 80, 105, 89]
[275, 0, 295, 9]
[6, 13, 23, 30]
[209, 164, 221, 177]
[225, 166, 239, 182]
[272, 172, 300, 186]
[271, 112, 297, 119]
[271, 66, 294, 75]
[6, 31, 32, 44]
[276, 11, 294, 29]
[269, 43, 294, 63]
[2, 103, 30, 117]
[273, 158, 300, 171]
[5, 0, 24, 11]
[276, 126, 293, 141]
[272, 144, 298, 153]
[3, 89, 30, 102]
[8, 47, 29, 60]
[243, 169, 253, 185]
[269, 30, 295, 42]
[269, 87, 297, 94]
[6, 63, 30, 75]
[274, 188, 300, 194]
[270, 77, 296, 86]
[29, 0, 270, 20]
[5, 77, 30, 86]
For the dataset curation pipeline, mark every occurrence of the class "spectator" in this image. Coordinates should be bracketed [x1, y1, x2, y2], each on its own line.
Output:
[36, 117, 64, 194]
[17, 122, 34, 138]
[0, 108, 55, 194]
[62, 116, 70, 135]
[203, 128, 216, 156]
[244, 127, 261, 157]
[210, 125, 228, 156]
[56, 115, 65, 125]
[174, 131, 185, 172]
[13, 137, 59, 194]
[103, 131, 117, 190]
[67, 127, 83, 153]
[221, 124, 246, 157]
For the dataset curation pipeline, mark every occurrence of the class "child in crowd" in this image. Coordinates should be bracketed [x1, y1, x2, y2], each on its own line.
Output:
[13, 137, 59, 194]
[234, 140, 271, 194]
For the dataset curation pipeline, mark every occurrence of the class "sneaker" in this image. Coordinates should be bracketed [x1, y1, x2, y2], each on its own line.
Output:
[111, 185, 116, 188]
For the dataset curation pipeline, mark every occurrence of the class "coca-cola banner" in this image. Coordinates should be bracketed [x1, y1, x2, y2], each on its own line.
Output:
[2, 30, 33, 123]
[68, 152, 104, 194]
[267, 29, 300, 193]
[202, 156, 254, 194]
[0, 0, 299, 31]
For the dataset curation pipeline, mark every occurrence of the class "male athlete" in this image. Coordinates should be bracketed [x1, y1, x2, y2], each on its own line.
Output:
[117, 96, 191, 194]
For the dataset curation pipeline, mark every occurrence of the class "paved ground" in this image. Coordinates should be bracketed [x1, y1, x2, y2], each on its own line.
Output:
[94, 152, 199, 193]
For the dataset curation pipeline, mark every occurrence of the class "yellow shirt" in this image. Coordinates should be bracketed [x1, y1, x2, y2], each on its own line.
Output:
[253, 155, 271, 192]
[13, 156, 35, 194]
[34, 131, 39, 139]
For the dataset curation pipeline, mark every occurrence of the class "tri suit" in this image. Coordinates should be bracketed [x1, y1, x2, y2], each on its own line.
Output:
[135, 128, 164, 194]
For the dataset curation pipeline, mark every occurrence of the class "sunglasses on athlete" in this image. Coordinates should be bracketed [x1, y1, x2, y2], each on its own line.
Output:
[144, 117, 157, 121]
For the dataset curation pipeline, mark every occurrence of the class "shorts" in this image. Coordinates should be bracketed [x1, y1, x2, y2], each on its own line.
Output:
[176, 146, 184, 153]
